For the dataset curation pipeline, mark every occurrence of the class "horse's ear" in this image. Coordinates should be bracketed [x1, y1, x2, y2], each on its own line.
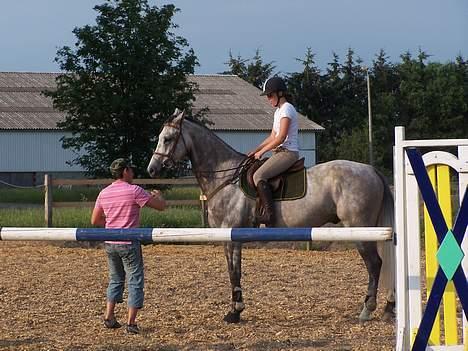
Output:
[173, 108, 185, 124]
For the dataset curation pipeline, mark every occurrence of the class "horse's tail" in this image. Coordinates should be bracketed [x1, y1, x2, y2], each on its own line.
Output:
[374, 169, 395, 295]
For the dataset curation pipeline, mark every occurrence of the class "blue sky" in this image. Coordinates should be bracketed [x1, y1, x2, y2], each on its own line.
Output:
[1, 0, 466, 75]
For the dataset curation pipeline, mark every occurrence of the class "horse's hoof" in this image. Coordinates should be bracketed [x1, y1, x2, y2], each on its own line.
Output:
[358, 305, 373, 323]
[382, 304, 395, 321]
[364, 296, 377, 312]
[382, 310, 395, 322]
[223, 311, 241, 323]
[382, 300, 395, 321]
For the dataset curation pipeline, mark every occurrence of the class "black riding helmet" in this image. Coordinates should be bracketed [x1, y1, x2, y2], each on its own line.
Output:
[260, 76, 287, 96]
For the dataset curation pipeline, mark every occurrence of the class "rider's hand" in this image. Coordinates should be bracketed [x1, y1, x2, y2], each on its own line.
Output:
[254, 151, 263, 160]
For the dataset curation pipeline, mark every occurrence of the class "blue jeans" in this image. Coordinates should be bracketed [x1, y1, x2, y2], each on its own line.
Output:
[105, 242, 144, 309]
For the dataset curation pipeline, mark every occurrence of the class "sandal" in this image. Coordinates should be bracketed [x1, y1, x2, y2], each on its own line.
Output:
[126, 323, 139, 334]
[104, 318, 121, 329]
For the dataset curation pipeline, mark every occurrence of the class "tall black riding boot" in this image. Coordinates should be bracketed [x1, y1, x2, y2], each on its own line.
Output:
[256, 180, 274, 225]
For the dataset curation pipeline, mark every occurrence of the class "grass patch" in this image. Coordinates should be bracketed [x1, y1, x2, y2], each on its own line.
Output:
[0, 207, 202, 228]
[0, 208, 44, 227]
[0, 188, 45, 203]
[0, 186, 200, 204]
[161, 186, 200, 201]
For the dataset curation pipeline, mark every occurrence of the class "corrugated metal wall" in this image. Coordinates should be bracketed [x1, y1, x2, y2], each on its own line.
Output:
[0, 131, 83, 172]
[216, 131, 317, 167]
[0, 130, 317, 173]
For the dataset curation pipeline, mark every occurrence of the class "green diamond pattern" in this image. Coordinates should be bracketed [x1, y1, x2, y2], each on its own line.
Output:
[436, 229, 465, 281]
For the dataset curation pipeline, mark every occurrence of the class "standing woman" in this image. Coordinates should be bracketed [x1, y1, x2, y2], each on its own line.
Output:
[91, 158, 166, 334]
[248, 76, 300, 225]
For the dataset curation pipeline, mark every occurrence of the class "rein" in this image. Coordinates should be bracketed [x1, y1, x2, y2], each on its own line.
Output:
[193, 155, 254, 177]
[201, 156, 255, 201]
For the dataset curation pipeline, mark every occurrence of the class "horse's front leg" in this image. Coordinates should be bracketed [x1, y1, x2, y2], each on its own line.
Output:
[223, 241, 244, 323]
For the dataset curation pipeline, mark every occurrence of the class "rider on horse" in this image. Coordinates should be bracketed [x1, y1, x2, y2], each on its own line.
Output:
[248, 77, 300, 225]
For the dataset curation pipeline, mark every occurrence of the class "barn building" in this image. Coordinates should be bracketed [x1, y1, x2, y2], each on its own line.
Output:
[0, 72, 323, 186]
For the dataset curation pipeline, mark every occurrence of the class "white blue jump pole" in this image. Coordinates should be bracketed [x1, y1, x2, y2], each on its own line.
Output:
[0, 227, 393, 242]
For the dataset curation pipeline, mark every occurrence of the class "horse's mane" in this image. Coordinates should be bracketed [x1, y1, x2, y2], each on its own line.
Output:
[163, 113, 205, 129]
[165, 114, 244, 157]
[184, 116, 203, 125]
[165, 114, 202, 126]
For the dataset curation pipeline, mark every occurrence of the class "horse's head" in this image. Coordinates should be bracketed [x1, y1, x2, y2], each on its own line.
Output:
[147, 108, 189, 178]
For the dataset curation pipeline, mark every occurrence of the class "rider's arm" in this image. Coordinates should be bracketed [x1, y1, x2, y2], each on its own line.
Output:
[254, 117, 291, 158]
[248, 130, 276, 156]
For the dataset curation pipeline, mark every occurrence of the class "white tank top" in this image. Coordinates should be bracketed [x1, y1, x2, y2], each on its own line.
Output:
[272, 102, 299, 151]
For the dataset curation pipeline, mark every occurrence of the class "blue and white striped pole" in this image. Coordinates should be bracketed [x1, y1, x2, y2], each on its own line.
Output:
[0, 227, 393, 242]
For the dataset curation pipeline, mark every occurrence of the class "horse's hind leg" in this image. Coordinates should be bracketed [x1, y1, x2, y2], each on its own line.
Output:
[223, 242, 244, 323]
[356, 241, 382, 322]
[382, 289, 395, 321]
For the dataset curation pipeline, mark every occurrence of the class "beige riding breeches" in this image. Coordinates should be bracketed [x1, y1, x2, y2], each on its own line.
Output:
[253, 149, 300, 186]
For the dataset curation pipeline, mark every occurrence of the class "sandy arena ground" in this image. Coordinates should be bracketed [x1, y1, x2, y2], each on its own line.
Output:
[0, 243, 395, 350]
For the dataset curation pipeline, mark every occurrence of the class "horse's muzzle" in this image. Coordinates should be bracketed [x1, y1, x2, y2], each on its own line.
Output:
[147, 159, 162, 178]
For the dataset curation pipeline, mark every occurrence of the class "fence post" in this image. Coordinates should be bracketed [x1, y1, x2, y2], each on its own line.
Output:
[44, 174, 53, 227]
[200, 193, 208, 227]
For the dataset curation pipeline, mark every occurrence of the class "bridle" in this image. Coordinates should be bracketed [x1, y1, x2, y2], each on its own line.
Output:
[152, 115, 256, 200]
[152, 118, 188, 170]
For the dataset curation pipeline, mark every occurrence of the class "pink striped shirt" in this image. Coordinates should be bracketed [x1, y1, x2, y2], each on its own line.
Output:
[94, 180, 152, 244]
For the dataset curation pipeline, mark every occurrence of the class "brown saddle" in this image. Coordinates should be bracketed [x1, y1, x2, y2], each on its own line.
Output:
[239, 157, 307, 226]
[246, 157, 305, 193]
[240, 157, 306, 226]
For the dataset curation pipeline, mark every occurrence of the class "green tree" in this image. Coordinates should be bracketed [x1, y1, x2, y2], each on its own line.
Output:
[396, 49, 467, 140]
[455, 55, 468, 136]
[338, 48, 367, 137]
[223, 49, 275, 89]
[370, 49, 400, 175]
[335, 127, 369, 162]
[223, 51, 248, 78]
[317, 49, 368, 163]
[317, 52, 343, 161]
[45, 0, 198, 177]
[286, 48, 322, 123]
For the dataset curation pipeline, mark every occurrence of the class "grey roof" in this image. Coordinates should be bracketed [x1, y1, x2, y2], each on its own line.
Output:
[0, 72, 323, 131]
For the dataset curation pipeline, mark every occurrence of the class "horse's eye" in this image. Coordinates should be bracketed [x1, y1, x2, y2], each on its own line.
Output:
[164, 137, 173, 144]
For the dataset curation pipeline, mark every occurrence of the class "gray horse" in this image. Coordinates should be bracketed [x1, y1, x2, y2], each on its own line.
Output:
[147, 110, 395, 323]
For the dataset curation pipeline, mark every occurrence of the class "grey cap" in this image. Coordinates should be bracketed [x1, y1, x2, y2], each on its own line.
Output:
[109, 158, 136, 175]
